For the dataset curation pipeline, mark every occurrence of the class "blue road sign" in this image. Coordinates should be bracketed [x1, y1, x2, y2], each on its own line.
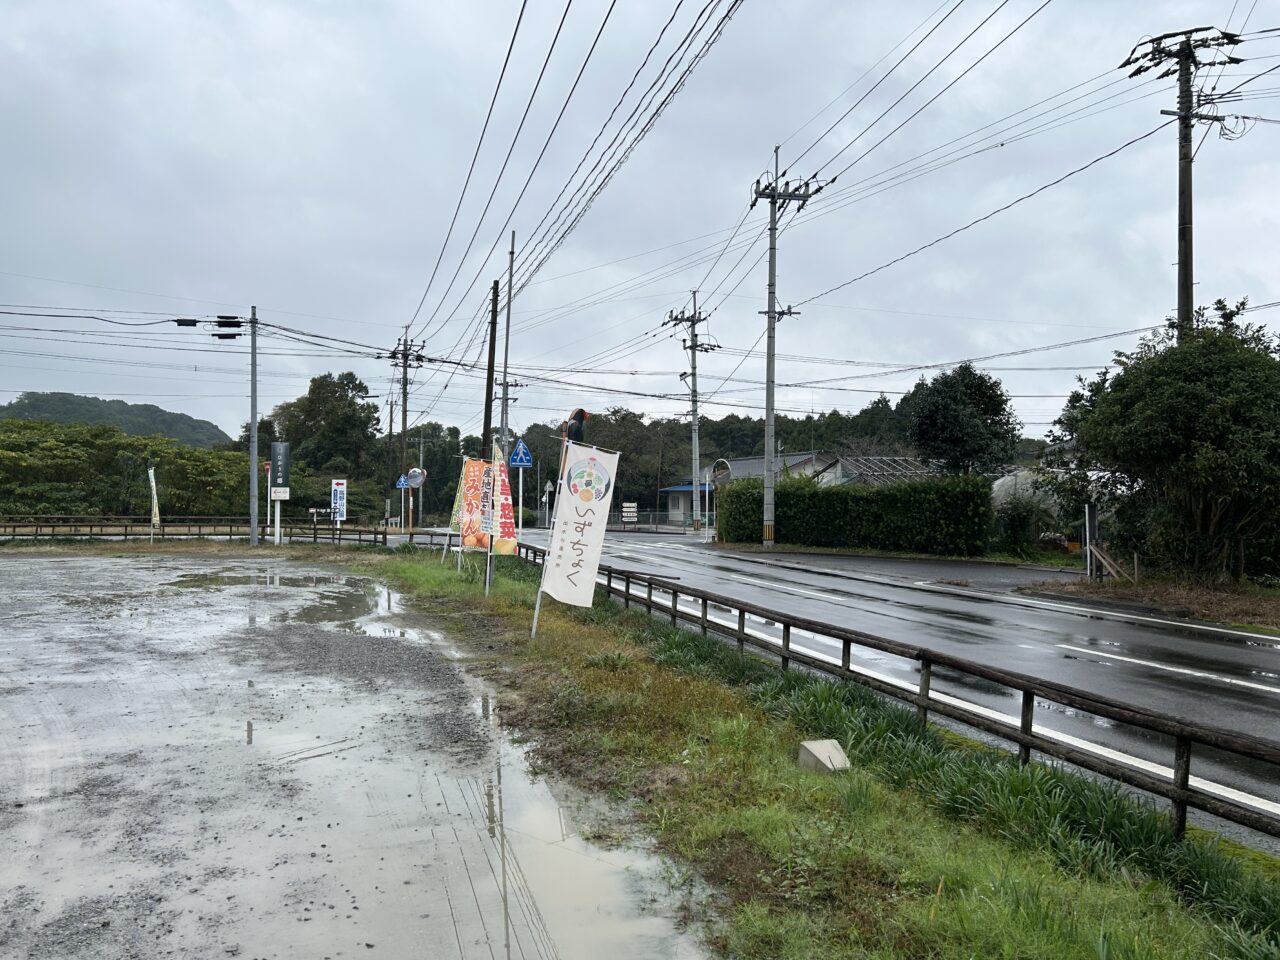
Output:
[395, 474, 409, 489]
[509, 439, 533, 469]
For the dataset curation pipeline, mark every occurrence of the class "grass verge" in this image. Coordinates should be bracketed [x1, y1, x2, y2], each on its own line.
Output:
[356, 549, 1279, 960]
[1020, 577, 1280, 634]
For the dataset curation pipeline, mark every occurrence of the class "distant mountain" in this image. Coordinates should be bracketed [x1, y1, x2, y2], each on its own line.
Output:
[0, 392, 231, 448]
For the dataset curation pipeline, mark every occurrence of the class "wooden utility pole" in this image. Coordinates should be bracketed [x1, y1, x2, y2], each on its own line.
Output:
[482, 280, 499, 453]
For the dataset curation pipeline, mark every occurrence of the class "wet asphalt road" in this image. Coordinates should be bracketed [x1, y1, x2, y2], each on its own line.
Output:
[0, 554, 705, 960]
[502, 530, 1280, 827]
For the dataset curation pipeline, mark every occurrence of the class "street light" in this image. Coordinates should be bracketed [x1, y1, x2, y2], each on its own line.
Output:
[174, 308, 258, 544]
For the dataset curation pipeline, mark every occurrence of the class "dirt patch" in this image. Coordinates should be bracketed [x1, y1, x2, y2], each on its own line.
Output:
[1022, 577, 1280, 633]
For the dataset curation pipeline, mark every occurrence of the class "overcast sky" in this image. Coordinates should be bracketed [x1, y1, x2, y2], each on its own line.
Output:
[2, 0, 1277, 445]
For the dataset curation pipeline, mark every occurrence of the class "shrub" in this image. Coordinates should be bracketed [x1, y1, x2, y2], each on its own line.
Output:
[719, 475, 993, 556]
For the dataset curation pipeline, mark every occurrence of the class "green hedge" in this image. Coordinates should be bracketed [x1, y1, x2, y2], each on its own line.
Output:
[718, 475, 993, 556]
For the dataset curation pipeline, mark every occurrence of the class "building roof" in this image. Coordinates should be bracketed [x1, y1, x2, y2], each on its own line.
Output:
[833, 455, 941, 486]
[660, 483, 714, 493]
[707, 450, 835, 480]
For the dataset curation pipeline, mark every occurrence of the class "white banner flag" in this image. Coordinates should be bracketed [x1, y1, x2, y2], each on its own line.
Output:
[540, 442, 618, 607]
[147, 465, 161, 529]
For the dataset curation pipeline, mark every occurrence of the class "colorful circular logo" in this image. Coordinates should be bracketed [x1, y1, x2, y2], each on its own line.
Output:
[566, 456, 612, 503]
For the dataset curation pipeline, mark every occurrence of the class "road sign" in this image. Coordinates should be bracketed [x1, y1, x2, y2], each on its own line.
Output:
[395, 474, 409, 489]
[544, 480, 554, 494]
[509, 439, 533, 469]
[270, 487, 290, 501]
[270, 442, 290, 488]
[331, 479, 347, 522]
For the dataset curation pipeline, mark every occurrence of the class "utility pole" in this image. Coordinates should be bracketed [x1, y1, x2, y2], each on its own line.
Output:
[400, 328, 409, 530]
[1175, 38, 1195, 340]
[387, 336, 424, 530]
[482, 280, 499, 454]
[751, 146, 817, 546]
[202, 307, 261, 543]
[1122, 27, 1237, 342]
[499, 231, 515, 459]
[666, 291, 714, 533]
[249, 305, 259, 546]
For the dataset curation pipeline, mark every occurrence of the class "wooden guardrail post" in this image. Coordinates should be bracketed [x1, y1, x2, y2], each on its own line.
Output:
[841, 637, 851, 673]
[1019, 691, 1036, 766]
[1172, 735, 1192, 837]
[606, 570, 613, 595]
[670, 588, 678, 627]
[624, 575, 631, 609]
[700, 597, 708, 636]
[917, 658, 932, 724]
[781, 623, 791, 671]
[646, 581, 653, 611]
[736, 609, 746, 654]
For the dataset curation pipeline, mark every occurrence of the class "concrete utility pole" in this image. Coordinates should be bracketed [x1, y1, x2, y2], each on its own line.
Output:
[400, 328, 410, 530]
[1176, 38, 1195, 340]
[499, 231, 515, 459]
[387, 335, 424, 529]
[249, 305, 259, 546]
[1122, 27, 1237, 342]
[751, 146, 815, 546]
[482, 280, 499, 453]
[666, 291, 713, 532]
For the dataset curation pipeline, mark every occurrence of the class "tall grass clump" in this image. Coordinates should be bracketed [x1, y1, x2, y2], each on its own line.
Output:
[622, 617, 1280, 948]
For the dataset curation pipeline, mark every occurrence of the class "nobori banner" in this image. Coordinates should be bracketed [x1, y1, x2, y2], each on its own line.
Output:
[540, 442, 618, 607]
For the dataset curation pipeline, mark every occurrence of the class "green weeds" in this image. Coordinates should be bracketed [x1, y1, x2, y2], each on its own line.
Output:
[368, 553, 1279, 959]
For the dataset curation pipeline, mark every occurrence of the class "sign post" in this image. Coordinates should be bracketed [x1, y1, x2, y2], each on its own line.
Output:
[331, 479, 347, 530]
[269, 442, 291, 546]
[509, 439, 533, 538]
[395, 474, 409, 532]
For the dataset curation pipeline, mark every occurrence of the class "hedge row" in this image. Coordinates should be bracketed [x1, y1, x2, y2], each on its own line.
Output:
[718, 475, 994, 556]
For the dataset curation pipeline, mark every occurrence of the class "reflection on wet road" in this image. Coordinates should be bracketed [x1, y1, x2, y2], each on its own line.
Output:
[0, 555, 707, 960]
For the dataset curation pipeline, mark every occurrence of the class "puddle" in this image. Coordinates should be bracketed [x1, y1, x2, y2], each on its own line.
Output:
[1, 555, 710, 959]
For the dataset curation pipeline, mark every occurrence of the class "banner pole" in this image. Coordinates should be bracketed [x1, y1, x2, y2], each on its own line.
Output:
[531, 437, 569, 640]
[530, 587, 544, 639]
[485, 458, 497, 596]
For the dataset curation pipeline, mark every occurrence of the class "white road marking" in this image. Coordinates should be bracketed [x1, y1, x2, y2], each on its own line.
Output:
[1058, 644, 1280, 695]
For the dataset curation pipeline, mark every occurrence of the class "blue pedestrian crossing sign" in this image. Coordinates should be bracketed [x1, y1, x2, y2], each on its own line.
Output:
[395, 474, 409, 489]
[509, 439, 533, 469]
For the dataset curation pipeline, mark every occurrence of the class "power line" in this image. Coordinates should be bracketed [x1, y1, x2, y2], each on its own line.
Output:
[823, 0, 1057, 182]
[785, 0, 969, 173]
[406, 0, 531, 330]
[410, 0, 578, 341]
[797, 120, 1173, 307]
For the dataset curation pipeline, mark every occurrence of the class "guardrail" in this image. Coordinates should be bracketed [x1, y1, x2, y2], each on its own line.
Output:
[0, 517, 391, 546]
[511, 541, 1280, 840]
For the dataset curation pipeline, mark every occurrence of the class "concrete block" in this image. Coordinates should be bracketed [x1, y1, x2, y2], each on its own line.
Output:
[797, 739, 850, 774]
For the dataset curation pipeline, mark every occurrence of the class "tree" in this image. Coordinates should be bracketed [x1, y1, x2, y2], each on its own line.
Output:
[908, 363, 1020, 474]
[1045, 300, 1280, 581]
[270, 373, 381, 475]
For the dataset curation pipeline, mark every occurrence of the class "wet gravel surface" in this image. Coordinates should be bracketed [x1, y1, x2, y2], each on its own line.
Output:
[0, 554, 705, 960]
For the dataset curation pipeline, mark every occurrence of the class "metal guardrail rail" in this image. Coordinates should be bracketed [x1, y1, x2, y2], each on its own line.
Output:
[512, 541, 1280, 840]
[0, 517, 392, 545]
